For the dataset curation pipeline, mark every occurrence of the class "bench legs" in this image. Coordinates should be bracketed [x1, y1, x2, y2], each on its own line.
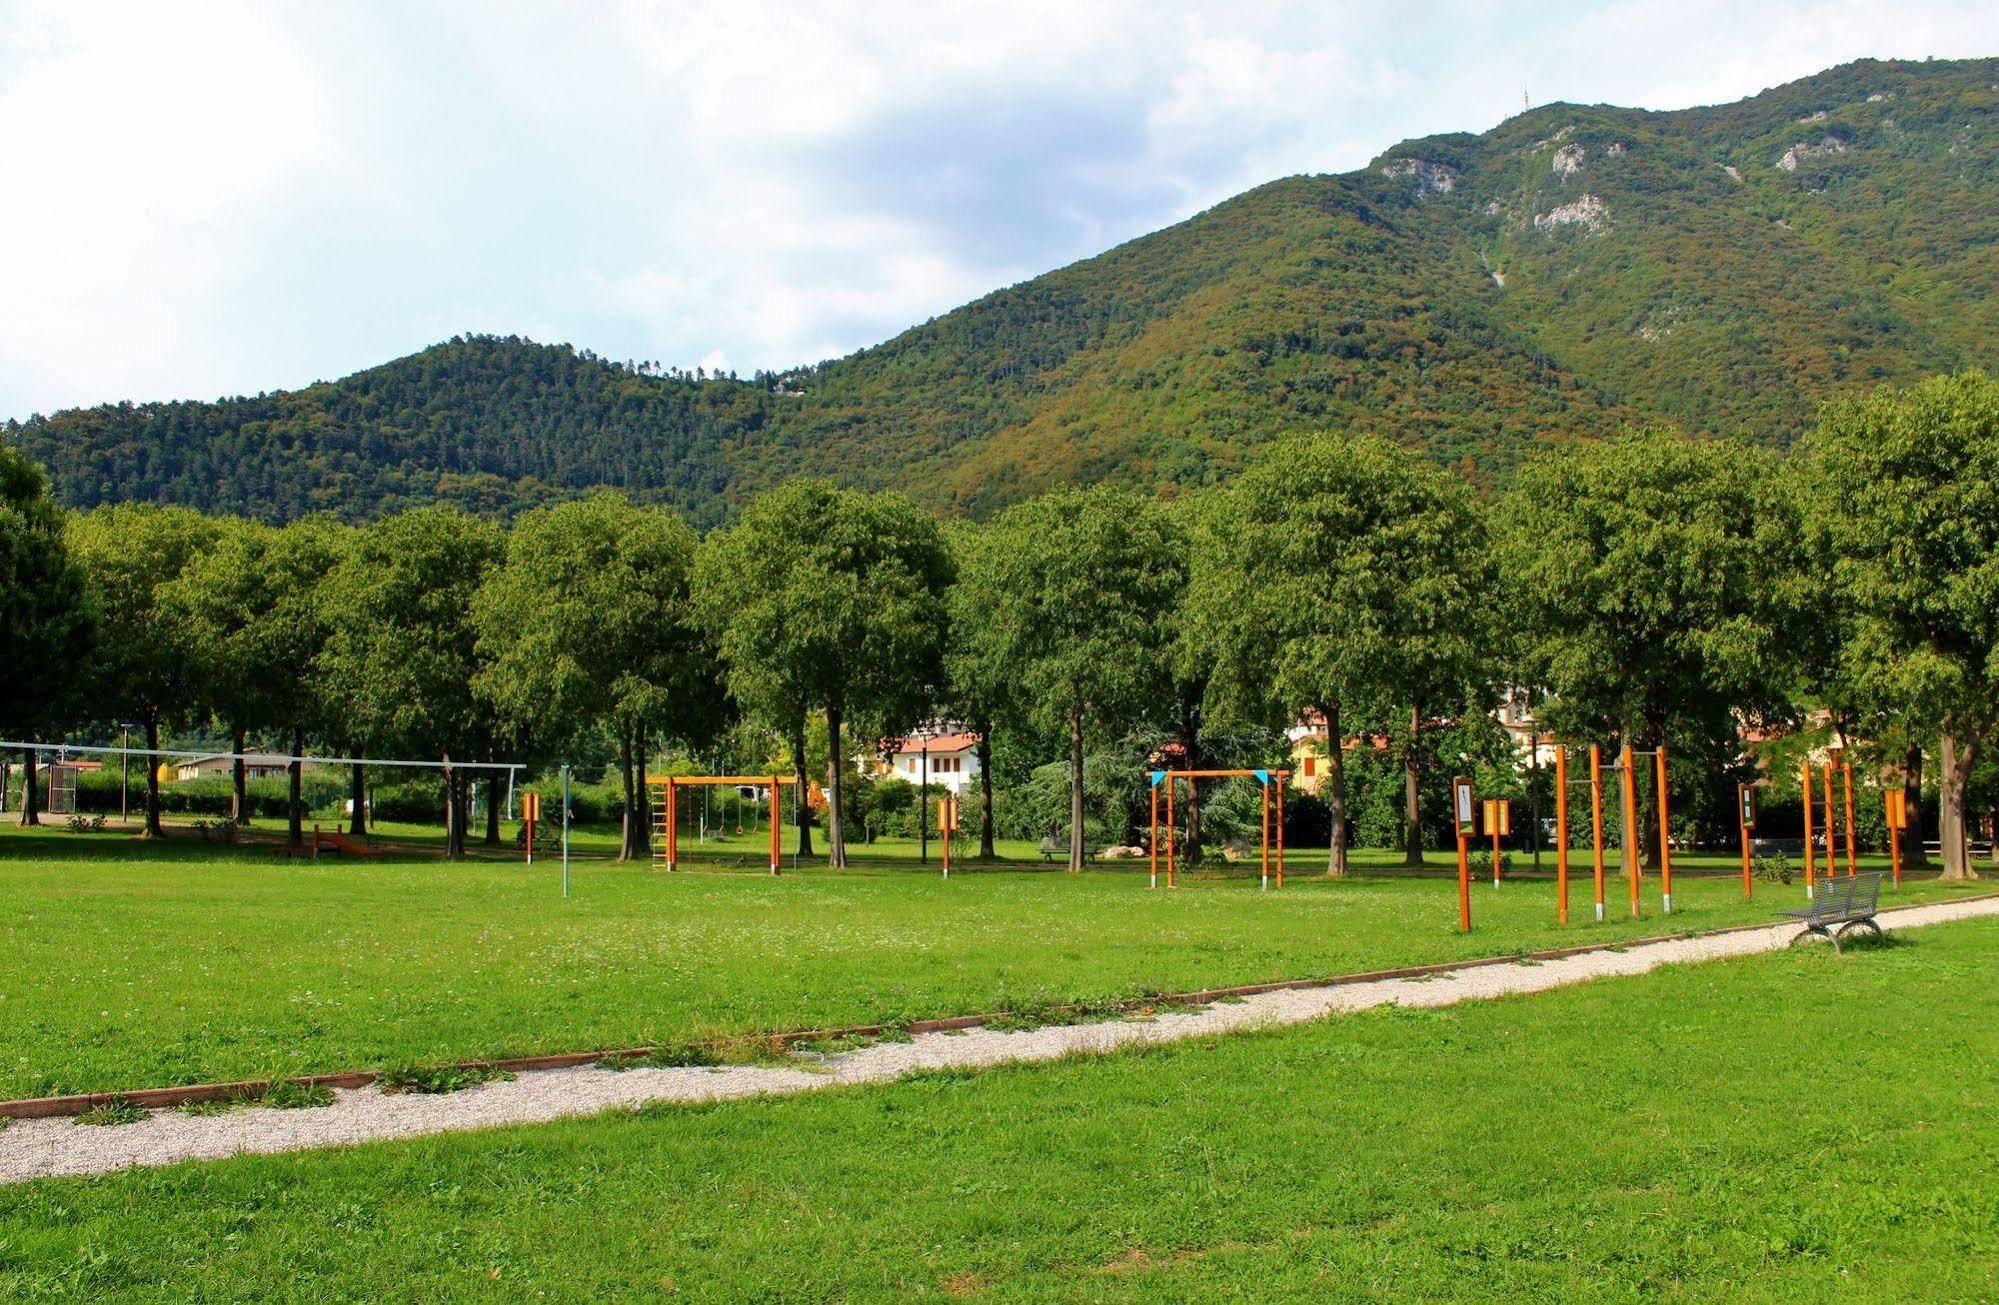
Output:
[1790, 919, 1885, 955]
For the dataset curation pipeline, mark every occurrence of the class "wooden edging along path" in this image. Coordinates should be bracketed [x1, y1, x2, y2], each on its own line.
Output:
[6, 889, 1995, 1123]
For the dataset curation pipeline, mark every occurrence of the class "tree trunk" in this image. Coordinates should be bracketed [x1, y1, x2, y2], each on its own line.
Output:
[443, 757, 466, 859]
[1324, 699, 1347, 877]
[616, 726, 638, 863]
[1939, 729, 1979, 880]
[1901, 742, 1927, 869]
[791, 716, 814, 859]
[349, 764, 367, 837]
[976, 727, 996, 861]
[484, 773, 501, 846]
[1402, 702, 1423, 866]
[143, 714, 164, 838]
[826, 704, 848, 869]
[1067, 700, 1086, 874]
[287, 725, 305, 848]
[231, 725, 249, 825]
[19, 748, 39, 827]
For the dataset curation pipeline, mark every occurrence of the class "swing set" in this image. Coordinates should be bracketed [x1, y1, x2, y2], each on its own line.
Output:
[1146, 768, 1290, 890]
[646, 774, 799, 875]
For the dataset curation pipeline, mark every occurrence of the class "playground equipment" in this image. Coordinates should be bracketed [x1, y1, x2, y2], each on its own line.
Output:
[1800, 753, 1859, 900]
[522, 791, 541, 865]
[1465, 742, 1674, 932]
[1146, 768, 1289, 890]
[647, 774, 798, 875]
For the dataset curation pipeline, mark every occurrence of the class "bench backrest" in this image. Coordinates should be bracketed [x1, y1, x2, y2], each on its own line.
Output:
[1815, 871, 1884, 918]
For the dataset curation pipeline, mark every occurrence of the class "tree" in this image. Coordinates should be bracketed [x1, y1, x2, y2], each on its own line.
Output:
[1804, 371, 1999, 880]
[0, 445, 94, 825]
[318, 507, 503, 857]
[957, 486, 1182, 872]
[67, 504, 223, 837]
[1497, 429, 1807, 870]
[164, 517, 345, 841]
[698, 482, 952, 868]
[943, 520, 1014, 861]
[475, 493, 722, 861]
[1190, 434, 1492, 876]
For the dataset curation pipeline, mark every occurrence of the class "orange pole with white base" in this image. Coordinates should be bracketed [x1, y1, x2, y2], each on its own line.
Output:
[1555, 748, 1570, 924]
[1821, 763, 1838, 882]
[1655, 743, 1673, 915]
[666, 778, 677, 872]
[1453, 776, 1473, 932]
[1620, 745, 1640, 918]
[1886, 789, 1905, 888]
[1801, 759, 1816, 900]
[1276, 778, 1286, 888]
[769, 777, 780, 875]
[1260, 778, 1271, 892]
[1841, 761, 1857, 878]
[1166, 775, 1176, 890]
[1589, 746, 1606, 923]
[1149, 780, 1159, 890]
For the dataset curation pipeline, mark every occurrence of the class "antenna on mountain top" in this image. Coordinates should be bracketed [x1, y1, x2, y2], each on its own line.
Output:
[1523, 87, 1530, 115]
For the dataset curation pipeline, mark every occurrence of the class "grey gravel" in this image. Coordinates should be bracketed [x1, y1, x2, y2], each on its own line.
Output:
[4, 895, 1992, 1185]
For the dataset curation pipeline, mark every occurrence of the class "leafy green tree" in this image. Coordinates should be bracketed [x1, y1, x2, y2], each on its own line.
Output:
[0, 445, 95, 825]
[1803, 371, 1999, 880]
[318, 507, 504, 857]
[475, 493, 723, 861]
[942, 520, 1016, 861]
[1497, 429, 1807, 869]
[698, 482, 952, 868]
[67, 504, 224, 836]
[1190, 434, 1492, 876]
[957, 487, 1182, 872]
[169, 517, 350, 842]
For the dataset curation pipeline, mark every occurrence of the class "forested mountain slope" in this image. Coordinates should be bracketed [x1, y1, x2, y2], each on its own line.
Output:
[8, 57, 1997, 524]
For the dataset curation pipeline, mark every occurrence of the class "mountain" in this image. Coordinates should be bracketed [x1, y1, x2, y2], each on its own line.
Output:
[8, 57, 1999, 525]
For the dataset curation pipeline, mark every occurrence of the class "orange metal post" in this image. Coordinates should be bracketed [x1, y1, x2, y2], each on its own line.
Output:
[1260, 778, 1271, 892]
[1740, 811, 1753, 900]
[1149, 781, 1159, 890]
[1589, 745, 1606, 923]
[941, 797, 952, 878]
[769, 777, 780, 875]
[1490, 801, 1502, 890]
[1456, 827, 1471, 931]
[1555, 748, 1570, 924]
[1841, 762, 1857, 878]
[1887, 791, 1904, 888]
[1801, 758, 1816, 899]
[1655, 744, 1673, 914]
[1276, 778, 1286, 887]
[666, 779, 677, 872]
[1821, 763, 1838, 885]
[1620, 745, 1640, 918]
[1166, 776, 1176, 890]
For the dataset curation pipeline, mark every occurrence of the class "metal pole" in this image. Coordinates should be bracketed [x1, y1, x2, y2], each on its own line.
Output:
[1555, 748, 1569, 924]
[919, 739, 929, 865]
[1456, 826, 1471, 931]
[121, 728, 129, 824]
[1589, 745, 1605, 923]
[1149, 780, 1159, 890]
[1276, 775, 1285, 888]
[561, 764, 570, 899]
[1821, 763, 1838, 882]
[1260, 776, 1270, 892]
[1801, 758, 1817, 900]
[1656, 743, 1673, 915]
[1166, 775, 1176, 889]
[1620, 745, 1640, 918]
[1841, 762, 1857, 878]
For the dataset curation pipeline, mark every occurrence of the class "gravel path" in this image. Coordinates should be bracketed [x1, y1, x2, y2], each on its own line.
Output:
[6, 896, 1995, 1185]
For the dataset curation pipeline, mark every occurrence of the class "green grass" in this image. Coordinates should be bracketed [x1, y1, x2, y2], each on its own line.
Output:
[0, 822, 1987, 1100]
[3, 918, 1994, 1299]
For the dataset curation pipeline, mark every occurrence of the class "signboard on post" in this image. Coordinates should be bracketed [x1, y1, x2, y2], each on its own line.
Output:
[1452, 778, 1474, 931]
[522, 790, 540, 864]
[1737, 784, 1755, 830]
[1454, 778, 1475, 836]
[1884, 788, 1905, 830]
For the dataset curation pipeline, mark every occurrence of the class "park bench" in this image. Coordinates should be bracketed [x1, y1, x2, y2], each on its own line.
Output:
[1038, 836, 1100, 864]
[1779, 871, 1886, 953]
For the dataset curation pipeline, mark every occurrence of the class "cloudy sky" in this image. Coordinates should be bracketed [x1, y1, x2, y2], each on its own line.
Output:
[3, 0, 1996, 419]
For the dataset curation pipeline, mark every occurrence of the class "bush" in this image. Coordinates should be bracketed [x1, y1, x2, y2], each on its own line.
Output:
[71, 765, 346, 819]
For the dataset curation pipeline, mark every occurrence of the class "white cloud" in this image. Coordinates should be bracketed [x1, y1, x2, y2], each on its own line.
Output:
[2, 0, 1997, 417]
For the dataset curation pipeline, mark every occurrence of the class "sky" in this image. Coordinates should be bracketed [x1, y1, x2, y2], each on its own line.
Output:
[3, 1, 1997, 420]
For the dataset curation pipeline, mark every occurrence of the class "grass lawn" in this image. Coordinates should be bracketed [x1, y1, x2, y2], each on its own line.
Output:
[3, 917, 1994, 1299]
[0, 821, 1988, 1100]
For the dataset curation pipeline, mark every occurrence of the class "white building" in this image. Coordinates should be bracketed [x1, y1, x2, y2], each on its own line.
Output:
[867, 727, 982, 794]
[176, 753, 293, 782]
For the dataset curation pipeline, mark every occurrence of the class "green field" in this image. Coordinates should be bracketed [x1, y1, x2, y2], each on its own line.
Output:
[1, 823, 1985, 1100]
[4, 916, 1994, 1299]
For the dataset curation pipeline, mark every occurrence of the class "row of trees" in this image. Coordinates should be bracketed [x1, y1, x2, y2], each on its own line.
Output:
[3, 371, 1996, 877]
